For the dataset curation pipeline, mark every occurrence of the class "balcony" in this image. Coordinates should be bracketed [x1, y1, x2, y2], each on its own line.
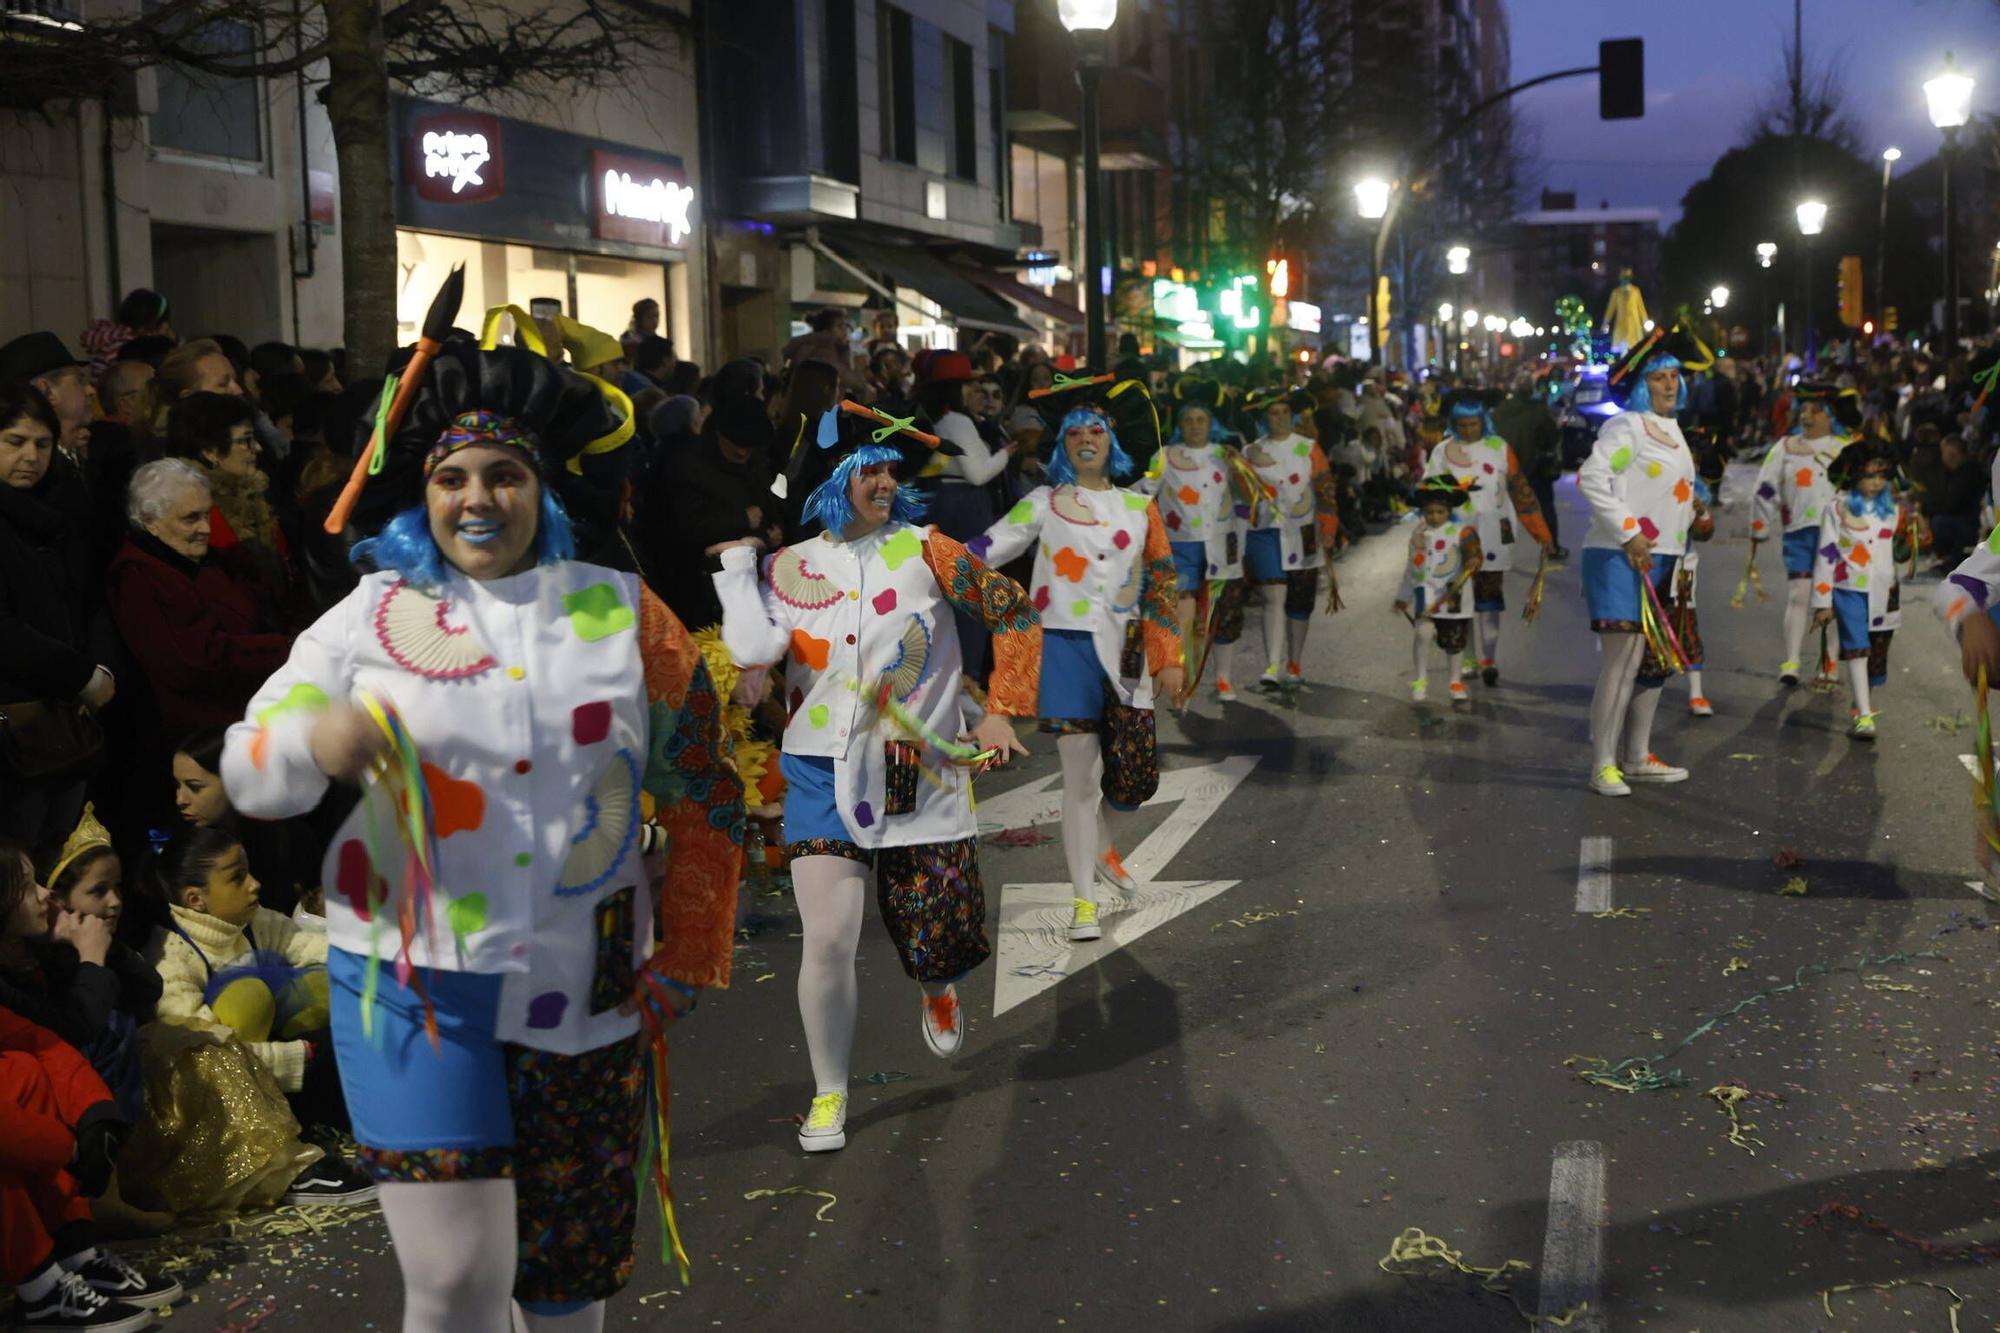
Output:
[1099, 66, 1167, 170]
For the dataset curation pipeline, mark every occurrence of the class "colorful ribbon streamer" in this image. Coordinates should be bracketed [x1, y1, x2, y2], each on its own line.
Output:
[633, 966, 692, 1284]
[1522, 550, 1549, 623]
[1638, 572, 1688, 674]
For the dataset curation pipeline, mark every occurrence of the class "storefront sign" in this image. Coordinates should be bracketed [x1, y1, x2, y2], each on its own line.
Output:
[593, 150, 695, 248]
[1152, 278, 1199, 324]
[1286, 300, 1322, 334]
[407, 111, 505, 204]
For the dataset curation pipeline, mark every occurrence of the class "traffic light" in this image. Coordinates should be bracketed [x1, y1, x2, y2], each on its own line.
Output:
[1599, 39, 1644, 120]
[1838, 255, 1864, 328]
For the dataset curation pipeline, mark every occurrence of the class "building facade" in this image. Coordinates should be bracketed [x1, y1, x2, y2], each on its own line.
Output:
[1510, 191, 1663, 341]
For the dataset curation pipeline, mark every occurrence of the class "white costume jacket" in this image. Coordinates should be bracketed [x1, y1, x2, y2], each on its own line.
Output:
[1577, 411, 1697, 556]
[1149, 443, 1247, 580]
[1811, 492, 1913, 632]
[1751, 434, 1850, 539]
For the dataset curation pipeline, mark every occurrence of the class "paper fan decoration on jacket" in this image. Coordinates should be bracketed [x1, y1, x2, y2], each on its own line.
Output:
[556, 748, 641, 898]
[768, 546, 845, 609]
[882, 614, 934, 700]
[1048, 485, 1102, 527]
[375, 582, 497, 680]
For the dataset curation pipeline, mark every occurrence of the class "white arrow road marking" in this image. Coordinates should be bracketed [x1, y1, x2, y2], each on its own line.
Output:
[1537, 1140, 1607, 1330]
[987, 755, 1258, 1015]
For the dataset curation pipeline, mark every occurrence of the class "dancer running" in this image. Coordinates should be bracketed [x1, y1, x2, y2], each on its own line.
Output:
[1393, 476, 1484, 707]
[974, 374, 1181, 943]
[221, 282, 745, 1333]
[1810, 439, 1923, 739]
[1577, 327, 1709, 797]
[1240, 391, 1341, 690]
[713, 404, 1036, 1154]
[1749, 382, 1858, 685]
[1425, 389, 1553, 685]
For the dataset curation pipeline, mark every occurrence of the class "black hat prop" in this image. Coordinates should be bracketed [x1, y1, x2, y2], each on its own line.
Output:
[1172, 376, 1226, 415]
[1828, 434, 1895, 489]
[1415, 473, 1476, 507]
[1605, 323, 1713, 403]
[1793, 379, 1864, 432]
[1442, 387, 1504, 424]
[1030, 369, 1162, 474]
[327, 267, 639, 549]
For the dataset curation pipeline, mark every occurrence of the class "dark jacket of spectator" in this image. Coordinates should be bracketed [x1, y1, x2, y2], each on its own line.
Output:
[0, 468, 114, 708]
[1492, 392, 1562, 480]
[0, 938, 160, 1051]
[636, 414, 784, 631]
[105, 530, 290, 737]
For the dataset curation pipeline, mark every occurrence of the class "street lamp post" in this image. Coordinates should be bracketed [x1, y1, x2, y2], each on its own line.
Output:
[1878, 147, 1901, 333]
[1796, 201, 1826, 370]
[1355, 177, 1391, 365]
[1926, 52, 1976, 356]
[1059, 0, 1117, 368]
[1756, 241, 1777, 357]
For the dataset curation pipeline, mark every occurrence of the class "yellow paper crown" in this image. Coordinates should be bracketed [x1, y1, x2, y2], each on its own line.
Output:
[49, 802, 113, 887]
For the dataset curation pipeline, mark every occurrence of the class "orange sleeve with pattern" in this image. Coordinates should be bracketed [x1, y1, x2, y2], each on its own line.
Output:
[920, 531, 1043, 718]
[638, 586, 745, 990]
[1504, 446, 1553, 547]
[1140, 505, 1182, 675]
[1308, 444, 1341, 552]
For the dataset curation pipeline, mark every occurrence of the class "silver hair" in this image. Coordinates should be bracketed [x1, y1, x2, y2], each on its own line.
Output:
[126, 458, 211, 530]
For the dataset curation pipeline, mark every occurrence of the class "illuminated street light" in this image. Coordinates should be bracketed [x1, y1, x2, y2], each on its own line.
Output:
[1354, 177, 1392, 221]
[1795, 200, 1826, 235]
[1927, 52, 1977, 353]
[1438, 303, 1454, 323]
[1797, 200, 1826, 369]
[1059, 0, 1119, 365]
[1710, 285, 1730, 309]
[1926, 52, 1975, 128]
[1462, 309, 1479, 329]
[1756, 241, 1778, 268]
[1445, 245, 1471, 276]
[1882, 146, 1902, 163]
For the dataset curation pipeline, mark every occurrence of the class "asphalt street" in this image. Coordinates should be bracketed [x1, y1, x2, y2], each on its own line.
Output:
[112, 468, 2000, 1332]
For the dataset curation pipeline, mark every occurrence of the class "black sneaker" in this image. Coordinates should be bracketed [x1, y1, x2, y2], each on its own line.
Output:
[71, 1251, 181, 1309]
[15, 1269, 154, 1332]
[282, 1157, 379, 1206]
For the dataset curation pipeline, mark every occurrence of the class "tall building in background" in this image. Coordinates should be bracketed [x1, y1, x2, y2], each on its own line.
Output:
[1510, 189, 1662, 337]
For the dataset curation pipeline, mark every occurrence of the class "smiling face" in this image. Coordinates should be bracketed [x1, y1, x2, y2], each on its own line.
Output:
[0, 411, 55, 491]
[59, 854, 124, 932]
[1063, 414, 1113, 483]
[844, 460, 899, 537]
[204, 422, 260, 478]
[149, 482, 213, 560]
[425, 444, 543, 581]
[184, 844, 260, 925]
[1644, 367, 1681, 415]
[172, 751, 232, 826]
[1799, 401, 1831, 437]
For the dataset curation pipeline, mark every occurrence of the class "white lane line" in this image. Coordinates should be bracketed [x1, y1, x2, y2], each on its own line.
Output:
[1537, 1140, 1607, 1330]
[1961, 753, 1981, 780]
[1575, 837, 1613, 914]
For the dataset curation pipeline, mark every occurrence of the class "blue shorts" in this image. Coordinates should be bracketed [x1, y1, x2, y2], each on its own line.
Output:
[1582, 548, 1678, 628]
[1171, 541, 1207, 594]
[1782, 527, 1817, 578]
[780, 752, 849, 845]
[1830, 588, 1870, 657]
[1244, 527, 1285, 582]
[1037, 628, 1109, 726]
[329, 947, 513, 1154]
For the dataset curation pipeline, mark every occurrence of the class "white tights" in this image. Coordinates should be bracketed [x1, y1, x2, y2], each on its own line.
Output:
[1589, 632, 1666, 771]
[1476, 609, 1502, 665]
[1848, 657, 1873, 716]
[1057, 733, 1124, 903]
[1258, 584, 1286, 673]
[1783, 578, 1811, 667]
[378, 1179, 521, 1333]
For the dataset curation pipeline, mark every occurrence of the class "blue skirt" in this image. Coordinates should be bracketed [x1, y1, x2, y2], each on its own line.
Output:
[1038, 628, 1109, 725]
[780, 752, 848, 845]
[1244, 527, 1285, 582]
[1831, 588, 1871, 656]
[1171, 540, 1207, 594]
[1782, 527, 1817, 577]
[1583, 548, 1678, 630]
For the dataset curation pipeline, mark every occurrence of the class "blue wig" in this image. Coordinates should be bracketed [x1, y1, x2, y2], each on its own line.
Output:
[1047, 407, 1135, 485]
[1447, 399, 1494, 437]
[803, 444, 927, 535]
[1625, 353, 1683, 415]
[351, 490, 576, 591]
[1170, 402, 1236, 445]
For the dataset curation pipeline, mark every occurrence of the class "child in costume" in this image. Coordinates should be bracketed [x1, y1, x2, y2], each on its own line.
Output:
[1811, 439, 1923, 739]
[220, 290, 744, 1332]
[1750, 382, 1857, 684]
[1677, 480, 1716, 716]
[1240, 391, 1341, 690]
[1577, 327, 1709, 797]
[1425, 390, 1553, 685]
[1393, 477, 1485, 707]
[973, 374, 1182, 943]
[1146, 379, 1262, 700]
[713, 404, 1035, 1155]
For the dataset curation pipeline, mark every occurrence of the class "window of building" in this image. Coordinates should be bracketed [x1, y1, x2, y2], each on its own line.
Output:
[944, 33, 976, 181]
[988, 31, 1007, 217]
[877, 4, 917, 165]
[147, 10, 264, 163]
[820, 0, 860, 183]
[1010, 142, 1072, 266]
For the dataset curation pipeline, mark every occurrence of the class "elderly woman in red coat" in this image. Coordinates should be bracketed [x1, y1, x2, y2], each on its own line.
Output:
[106, 458, 290, 743]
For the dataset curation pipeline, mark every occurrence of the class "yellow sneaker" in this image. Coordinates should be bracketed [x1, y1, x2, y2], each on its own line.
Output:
[798, 1091, 847, 1153]
[1068, 897, 1102, 942]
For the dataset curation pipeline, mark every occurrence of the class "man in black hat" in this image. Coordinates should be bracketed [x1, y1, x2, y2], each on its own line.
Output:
[0, 333, 91, 454]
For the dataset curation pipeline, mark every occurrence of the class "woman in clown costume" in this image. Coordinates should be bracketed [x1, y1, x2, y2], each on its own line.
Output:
[1749, 382, 1859, 685]
[974, 375, 1182, 944]
[221, 289, 744, 1333]
[1576, 327, 1711, 798]
[713, 404, 1037, 1155]
[1424, 389, 1553, 686]
[1239, 390, 1341, 691]
[1145, 378, 1264, 700]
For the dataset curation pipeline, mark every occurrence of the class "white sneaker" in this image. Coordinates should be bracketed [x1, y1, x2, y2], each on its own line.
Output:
[1068, 897, 1102, 942]
[1409, 677, 1428, 702]
[1623, 753, 1689, 783]
[920, 986, 963, 1058]
[1095, 850, 1139, 895]
[1589, 764, 1631, 797]
[798, 1092, 847, 1153]
[1459, 656, 1478, 679]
